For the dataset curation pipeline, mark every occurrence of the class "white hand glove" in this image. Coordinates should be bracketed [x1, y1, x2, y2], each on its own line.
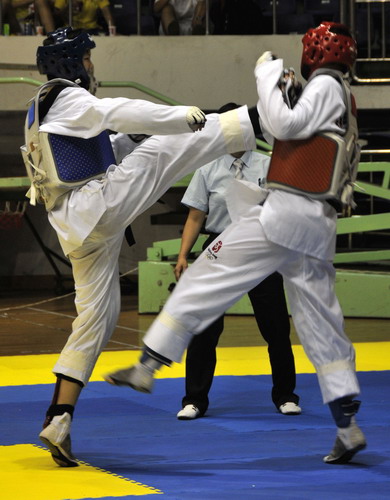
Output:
[186, 106, 206, 132]
[256, 51, 275, 67]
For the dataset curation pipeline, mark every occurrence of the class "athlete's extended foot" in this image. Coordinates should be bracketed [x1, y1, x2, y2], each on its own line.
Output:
[39, 413, 78, 467]
[104, 364, 155, 393]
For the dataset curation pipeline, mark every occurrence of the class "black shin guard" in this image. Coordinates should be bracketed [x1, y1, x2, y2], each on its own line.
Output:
[328, 398, 361, 428]
[43, 374, 81, 428]
[141, 346, 172, 370]
[43, 403, 75, 429]
[46, 404, 75, 420]
[57, 373, 84, 387]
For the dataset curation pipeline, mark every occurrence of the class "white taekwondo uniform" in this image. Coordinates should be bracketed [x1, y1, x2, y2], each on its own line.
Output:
[143, 58, 360, 405]
[36, 85, 255, 385]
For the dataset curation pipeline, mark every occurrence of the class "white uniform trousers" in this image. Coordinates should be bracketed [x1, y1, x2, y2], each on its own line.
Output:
[143, 203, 360, 404]
[52, 107, 255, 385]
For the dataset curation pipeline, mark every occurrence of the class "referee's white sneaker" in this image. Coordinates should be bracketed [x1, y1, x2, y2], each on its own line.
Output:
[323, 417, 367, 464]
[104, 364, 154, 393]
[39, 412, 78, 467]
[279, 402, 302, 415]
[177, 404, 200, 420]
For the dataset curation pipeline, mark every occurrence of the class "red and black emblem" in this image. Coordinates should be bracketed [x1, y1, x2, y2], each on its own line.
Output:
[212, 240, 222, 253]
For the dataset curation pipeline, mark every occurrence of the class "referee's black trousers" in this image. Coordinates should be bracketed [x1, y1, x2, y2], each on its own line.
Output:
[181, 236, 299, 415]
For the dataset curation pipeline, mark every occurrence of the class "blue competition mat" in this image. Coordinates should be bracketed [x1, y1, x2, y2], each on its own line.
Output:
[1, 372, 390, 499]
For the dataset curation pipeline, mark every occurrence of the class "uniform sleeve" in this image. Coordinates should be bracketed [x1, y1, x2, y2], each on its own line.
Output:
[40, 87, 194, 137]
[110, 133, 140, 163]
[181, 168, 209, 213]
[97, 0, 110, 8]
[255, 59, 346, 140]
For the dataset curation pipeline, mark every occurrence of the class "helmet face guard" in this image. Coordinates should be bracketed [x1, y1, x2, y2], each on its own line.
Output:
[301, 22, 357, 80]
[37, 27, 96, 90]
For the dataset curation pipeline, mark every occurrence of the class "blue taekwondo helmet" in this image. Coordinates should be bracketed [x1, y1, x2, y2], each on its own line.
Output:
[37, 27, 96, 91]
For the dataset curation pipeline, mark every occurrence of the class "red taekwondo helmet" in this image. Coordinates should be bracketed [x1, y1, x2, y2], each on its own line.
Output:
[301, 22, 357, 80]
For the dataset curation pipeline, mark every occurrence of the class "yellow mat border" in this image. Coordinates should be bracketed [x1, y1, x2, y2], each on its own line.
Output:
[1, 342, 389, 387]
[0, 443, 163, 498]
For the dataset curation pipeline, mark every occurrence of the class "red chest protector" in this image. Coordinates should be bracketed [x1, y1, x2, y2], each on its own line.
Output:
[265, 69, 360, 208]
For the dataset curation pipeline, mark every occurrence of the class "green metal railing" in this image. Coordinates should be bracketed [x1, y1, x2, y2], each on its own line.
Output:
[0, 75, 184, 101]
[0, 76, 43, 86]
[99, 80, 181, 106]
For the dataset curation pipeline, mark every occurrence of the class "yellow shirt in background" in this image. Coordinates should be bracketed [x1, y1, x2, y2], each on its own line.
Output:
[54, 0, 109, 30]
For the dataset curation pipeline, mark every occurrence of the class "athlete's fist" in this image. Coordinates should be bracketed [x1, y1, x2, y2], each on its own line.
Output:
[256, 51, 276, 66]
[186, 106, 206, 132]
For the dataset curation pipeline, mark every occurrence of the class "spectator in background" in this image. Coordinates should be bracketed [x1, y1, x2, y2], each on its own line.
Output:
[54, 0, 115, 35]
[11, 0, 56, 34]
[1, 0, 22, 33]
[154, 0, 206, 35]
